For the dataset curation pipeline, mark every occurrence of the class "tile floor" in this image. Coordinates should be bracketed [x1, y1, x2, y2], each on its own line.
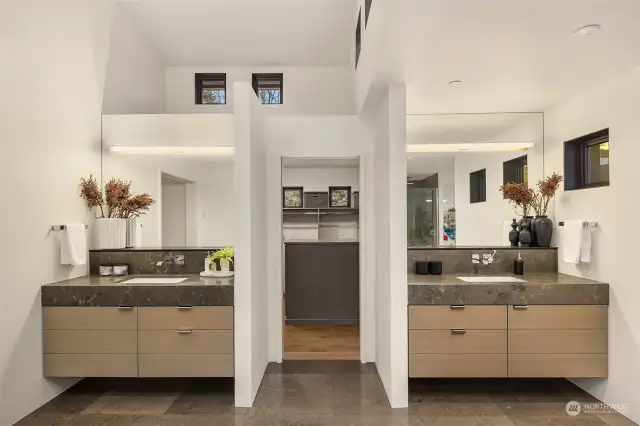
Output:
[16, 361, 637, 425]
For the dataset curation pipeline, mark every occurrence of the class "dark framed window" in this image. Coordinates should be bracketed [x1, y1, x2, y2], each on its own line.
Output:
[503, 155, 528, 189]
[355, 9, 362, 69]
[252, 73, 283, 104]
[365, 0, 372, 27]
[470, 169, 487, 203]
[195, 73, 226, 105]
[564, 128, 609, 191]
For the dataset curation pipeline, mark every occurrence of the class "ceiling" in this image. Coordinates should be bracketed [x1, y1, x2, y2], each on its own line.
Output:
[117, 0, 356, 66]
[402, 0, 640, 114]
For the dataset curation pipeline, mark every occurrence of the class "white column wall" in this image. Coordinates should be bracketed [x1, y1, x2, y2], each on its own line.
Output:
[233, 82, 269, 407]
[367, 84, 408, 408]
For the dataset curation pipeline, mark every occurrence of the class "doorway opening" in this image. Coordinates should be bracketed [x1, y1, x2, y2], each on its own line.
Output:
[161, 173, 189, 246]
[281, 158, 361, 360]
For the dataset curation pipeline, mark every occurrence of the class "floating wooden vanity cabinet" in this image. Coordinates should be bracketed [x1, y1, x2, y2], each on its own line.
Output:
[43, 306, 234, 378]
[138, 306, 234, 378]
[408, 304, 608, 379]
[409, 305, 508, 378]
[507, 305, 608, 378]
[43, 307, 138, 377]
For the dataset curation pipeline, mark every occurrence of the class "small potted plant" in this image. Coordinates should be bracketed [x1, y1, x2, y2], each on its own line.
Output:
[80, 175, 154, 249]
[208, 246, 234, 277]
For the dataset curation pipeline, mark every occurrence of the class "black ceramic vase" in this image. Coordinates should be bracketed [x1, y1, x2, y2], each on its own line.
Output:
[508, 218, 519, 247]
[519, 216, 533, 247]
[532, 215, 553, 247]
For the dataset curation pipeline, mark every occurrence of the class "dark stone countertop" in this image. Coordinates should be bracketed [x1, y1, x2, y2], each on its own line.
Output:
[41, 274, 233, 307]
[408, 273, 609, 305]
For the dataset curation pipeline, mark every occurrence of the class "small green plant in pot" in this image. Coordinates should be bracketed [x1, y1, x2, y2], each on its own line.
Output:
[208, 247, 234, 274]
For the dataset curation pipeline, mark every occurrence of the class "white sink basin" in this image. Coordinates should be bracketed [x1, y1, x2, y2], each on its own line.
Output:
[119, 277, 188, 284]
[456, 276, 526, 283]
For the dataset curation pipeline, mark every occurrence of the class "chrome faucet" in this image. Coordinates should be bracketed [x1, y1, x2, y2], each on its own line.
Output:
[156, 253, 185, 267]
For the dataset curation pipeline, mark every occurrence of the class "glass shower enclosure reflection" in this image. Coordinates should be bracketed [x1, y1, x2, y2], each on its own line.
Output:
[407, 188, 438, 247]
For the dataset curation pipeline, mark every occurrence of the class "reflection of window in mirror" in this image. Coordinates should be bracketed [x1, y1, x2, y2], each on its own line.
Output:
[469, 169, 486, 203]
[503, 155, 528, 197]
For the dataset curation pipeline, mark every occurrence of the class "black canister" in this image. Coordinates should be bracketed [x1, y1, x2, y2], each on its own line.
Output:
[416, 261, 429, 275]
[428, 261, 443, 275]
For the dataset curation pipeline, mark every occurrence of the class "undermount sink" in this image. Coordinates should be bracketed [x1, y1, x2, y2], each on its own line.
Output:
[118, 277, 188, 285]
[456, 276, 526, 283]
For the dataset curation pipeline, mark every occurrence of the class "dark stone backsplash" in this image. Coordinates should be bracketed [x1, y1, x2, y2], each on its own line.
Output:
[89, 249, 229, 275]
[408, 247, 558, 274]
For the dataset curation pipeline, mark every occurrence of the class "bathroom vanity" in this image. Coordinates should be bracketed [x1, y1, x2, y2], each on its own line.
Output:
[41, 274, 234, 378]
[407, 247, 609, 379]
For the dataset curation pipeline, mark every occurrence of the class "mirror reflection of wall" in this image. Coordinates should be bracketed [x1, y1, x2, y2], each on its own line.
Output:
[407, 112, 544, 247]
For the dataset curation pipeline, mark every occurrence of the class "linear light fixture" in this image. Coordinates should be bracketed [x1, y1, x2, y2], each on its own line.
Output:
[407, 142, 534, 153]
[108, 146, 234, 156]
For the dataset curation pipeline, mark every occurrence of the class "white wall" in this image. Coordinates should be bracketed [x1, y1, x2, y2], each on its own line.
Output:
[543, 67, 640, 424]
[102, 5, 166, 114]
[454, 115, 544, 246]
[282, 167, 360, 192]
[364, 84, 408, 408]
[233, 83, 269, 407]
[0, 1, 112, 424]
[166, 66, 354, 115]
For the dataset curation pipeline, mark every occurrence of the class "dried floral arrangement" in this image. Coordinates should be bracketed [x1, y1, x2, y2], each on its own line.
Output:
[500, 173, 564, 217]
[500, 182, 534, 216]
[531, 173, 563, 216]
[80, 175, 155, 219]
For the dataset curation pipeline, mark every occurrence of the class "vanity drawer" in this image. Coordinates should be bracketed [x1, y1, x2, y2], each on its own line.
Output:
[44, 354, 138, 377]
[138, 354, 233, 377]
[138, 330, 233, 354]
[409, 330, 506, 354]
[508, 354, 607, 378]
[508, 305, 608, 330]
[43, 307, 137, 330]
[409, 354, 507, 378]
[44, 330, 137, 354]
[508, 330, 608, 354]
[138, 307, 233, 330]
[409, 306, 507, 330]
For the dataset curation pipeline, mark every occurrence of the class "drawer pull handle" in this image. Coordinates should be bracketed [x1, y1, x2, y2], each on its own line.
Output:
[451, 329, 467, 335]
[118, 306, 133, 310]
[450, 305, 466, 310]
[513, 305, 529, 310]
[177, 306, 192, 310]
[177, 329, 193, 334]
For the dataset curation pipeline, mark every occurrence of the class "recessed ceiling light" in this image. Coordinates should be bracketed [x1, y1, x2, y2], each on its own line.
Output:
[448, 80, 462, 85]
[572, 24, 601, 39]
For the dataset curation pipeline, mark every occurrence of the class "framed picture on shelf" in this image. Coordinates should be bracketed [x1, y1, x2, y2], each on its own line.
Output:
[283, 186, 304, 208]
[328, 186, 352, 208]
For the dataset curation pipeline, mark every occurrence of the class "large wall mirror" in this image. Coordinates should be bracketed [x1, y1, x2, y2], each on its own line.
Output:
[406, 112, 544, 247]
[100, 115, 235, 248]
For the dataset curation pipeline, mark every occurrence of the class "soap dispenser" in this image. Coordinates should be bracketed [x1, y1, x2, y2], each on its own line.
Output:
[514, 252, 524, 275]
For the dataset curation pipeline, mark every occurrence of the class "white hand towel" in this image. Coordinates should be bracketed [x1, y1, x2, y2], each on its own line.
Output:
[563, 220, 585, 264]
[60, 224, 87, 265]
